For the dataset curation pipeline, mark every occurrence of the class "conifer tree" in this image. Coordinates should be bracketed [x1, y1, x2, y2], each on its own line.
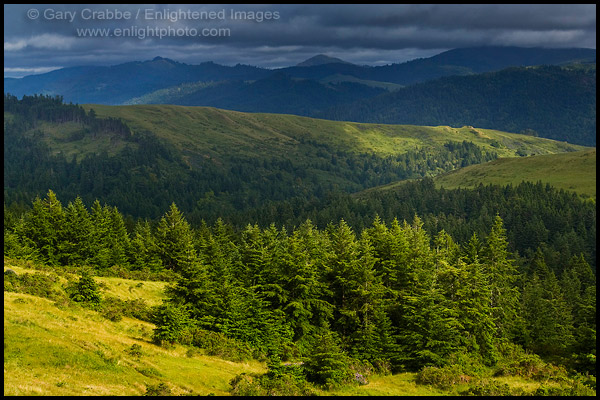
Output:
[324, 219, 361, 340]
[350, 231, 396, 364]
[62, 196, 93, 266]
[89, 200, 113, 269]
[481, 215, 520, 340]
[521, 252, 574, 357]
[303, 323, 352, 388]
[455, 258, 497, 365]
[561, 255, 596, 368]
[106, 205, 131, 268]
[22, 190, 66, 265]
[129, 220, 163, 271]
[67, 269, 102, 309]
[156, 203, 197, 273]
[280, 220, 334, 343]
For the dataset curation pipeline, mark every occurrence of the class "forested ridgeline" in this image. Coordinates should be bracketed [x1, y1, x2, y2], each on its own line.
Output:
[4, 94, 501, 222]
[3, 93, 131, 137]
[3, 190, 596, 392]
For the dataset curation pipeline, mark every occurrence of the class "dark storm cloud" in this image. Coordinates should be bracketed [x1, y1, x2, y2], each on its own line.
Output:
[4, 4, 596, 77]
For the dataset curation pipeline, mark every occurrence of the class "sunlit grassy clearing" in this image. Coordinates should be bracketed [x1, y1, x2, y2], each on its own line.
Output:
[4, 291, 265, 396]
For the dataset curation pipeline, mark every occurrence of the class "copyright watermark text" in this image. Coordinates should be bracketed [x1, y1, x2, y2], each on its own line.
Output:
[25, 7, 280, 40]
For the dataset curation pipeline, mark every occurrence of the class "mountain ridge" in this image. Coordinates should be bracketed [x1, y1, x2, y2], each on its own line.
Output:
[5, 46, 594, 103]
[296, 54, 354, 67]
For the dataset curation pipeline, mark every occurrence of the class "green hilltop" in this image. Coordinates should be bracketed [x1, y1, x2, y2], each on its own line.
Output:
[85, 104, 584, 161]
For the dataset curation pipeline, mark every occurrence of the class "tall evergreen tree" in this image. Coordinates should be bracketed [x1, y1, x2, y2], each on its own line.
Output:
[560, 255, 596, 371]
[129, 220, 163, 271]
[156, 203, 197, 273]
[521, 252, 574, 357]
[21, 190, 66, 265]
[455, 257, 497, 365]
[481, 215, 520, 341]
[280, 220, 334, 343]
[61, 196, 93, 266]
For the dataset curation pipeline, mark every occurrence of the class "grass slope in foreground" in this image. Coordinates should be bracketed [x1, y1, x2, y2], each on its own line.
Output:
[3, 261, 264, 396]
[5, 259, 565, 396]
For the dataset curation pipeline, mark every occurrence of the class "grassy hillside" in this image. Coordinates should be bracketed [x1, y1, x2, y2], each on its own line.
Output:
[433, 149, 596, 198]
[85, 104, 585, 161]
[3, 260, 265, 396]
[362, 149, 596, 199]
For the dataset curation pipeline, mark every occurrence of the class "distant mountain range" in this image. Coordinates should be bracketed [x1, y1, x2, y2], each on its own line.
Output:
[4, 46, 596, 145]
[5, 46, 594, 104]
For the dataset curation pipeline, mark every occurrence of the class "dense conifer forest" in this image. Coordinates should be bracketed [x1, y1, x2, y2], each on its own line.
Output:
[4, 188, 596, 394]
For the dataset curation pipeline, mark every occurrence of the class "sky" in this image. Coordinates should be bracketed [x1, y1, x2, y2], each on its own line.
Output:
[4, 4, 597, 78]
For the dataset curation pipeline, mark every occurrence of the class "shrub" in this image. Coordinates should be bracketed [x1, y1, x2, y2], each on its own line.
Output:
[372, 358, 392, 375]
[150, 302, 192, 345]
[494, 342, 568, 382]
[100, 296, 152, 323]
[190, 329, 254, 362]
[230, 358, 315, 396]
[416, 364, 469, 390]
[144, 382, 171, 396]
[136, 367, 164, 378]
[229, 373, 265, 396]
[101, 299, 124, 322]
[459, 379, 523, 396]
[66, 270, 102, 308]
[126, 344, 143, 359]
[348, 359, 374, 385]
[534, 380, 596, 397]
[4, 271, 65, 300]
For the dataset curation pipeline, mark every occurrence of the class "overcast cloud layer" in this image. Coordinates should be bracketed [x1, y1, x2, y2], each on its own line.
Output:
[4, 4, 596, 78]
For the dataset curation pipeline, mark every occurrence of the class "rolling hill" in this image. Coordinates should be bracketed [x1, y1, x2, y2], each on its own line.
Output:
[361, 149, 596, 199]
[432, 149, 596, 198]
[84, 105, 586, 160]
[4, 94, 589, 223]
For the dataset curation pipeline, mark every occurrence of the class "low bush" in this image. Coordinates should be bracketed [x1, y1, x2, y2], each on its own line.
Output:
[4, 270, 65, 301]
[459, 379, 525, 396]
[190, 329, 254, 362]
[534, 380, 596, 396]
[494, 342, 568, 382]
[101, 296, 152, 323]
[230, 357, 315, 396]
[229, 373, 265, 396]
[125, 344, 143, 359]
[144, 382, 171, 396]
[415, 364, 471, 390]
